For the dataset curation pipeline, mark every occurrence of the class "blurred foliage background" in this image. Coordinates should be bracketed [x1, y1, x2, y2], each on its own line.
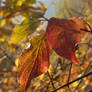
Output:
[0, 0, 92, 92]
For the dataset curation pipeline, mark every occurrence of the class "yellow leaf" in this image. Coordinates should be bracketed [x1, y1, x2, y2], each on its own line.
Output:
[0, 38, 5, 42]
[72, 81, 78, 87]
[86, 8, 91, 16]
[34, 83, 41, 90]
[10, 24, 30, 44]
[3, 78, 8, 83]
[0, 11, 3, 16]
[13, 66, 18, 72]
[0, 19, 6, 27]
[22, 16, 26, 21]
[48, 65, 53, 73]
[16, 0, 23, 6]
[10, 18, 39, 44]
[15, 59, 19, 67]
[39, 74, 45, 80]
[57, 89, 65, 92]
[89, 82, 92, 85]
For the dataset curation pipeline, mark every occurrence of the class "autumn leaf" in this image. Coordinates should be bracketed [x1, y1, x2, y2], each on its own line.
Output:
[18, 33, 50, 92]
[46, 17, 91, 64]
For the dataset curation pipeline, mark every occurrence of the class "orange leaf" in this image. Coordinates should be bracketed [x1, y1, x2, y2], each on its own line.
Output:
[46, 17, 91, 64]
[18, 33, 50, 92]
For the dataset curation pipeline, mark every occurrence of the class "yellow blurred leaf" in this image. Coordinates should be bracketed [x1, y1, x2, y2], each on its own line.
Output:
[83, 77, 86, 81]
[0, 19, 6, 27]
[10, 24, 30, 43]
[16, 0, 23, 6]
[72, 81, 78, 87]
[15, 59, 19, 67]
[39, 1, 47, 11]
[48, 65, 53, 73]
[12, 66, 18, 72]
[3, 78, 8, 83]
[22, 16, 26, 21]
[86, 8, 91, 17]
[89, 82, 92, 85]
[10, 18, 39, 44]
[39, 74, 45, 80]
[34, 83, 41, 90]
[57, 89, 65, 92]
[0, 11, 3, 16]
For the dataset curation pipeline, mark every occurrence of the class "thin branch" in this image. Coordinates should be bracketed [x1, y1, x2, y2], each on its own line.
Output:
[47, 71, 57, 91]
[43, 16, 49, 21]
[73, 61, 92, 92]
[67, 62, 73, 82]
[51, 71, 92, 92]
[67, 62, 73, 92]
[0, 71, 17, 74]
[0, 48, 13, 62]
[80, 28, 92, 33]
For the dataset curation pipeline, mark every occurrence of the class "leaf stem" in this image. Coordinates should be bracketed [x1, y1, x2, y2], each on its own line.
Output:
[42, 16, 49, 21]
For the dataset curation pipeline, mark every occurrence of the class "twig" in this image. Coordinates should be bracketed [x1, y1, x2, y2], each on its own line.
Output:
[51, 71, 92, 92]
[73, 61, 92, 92]
[0, 48, 13, 62]
[67, 62, 73, 82]
[47, 71, 56, 91]
[0, 71, 17, 73]
[67, 62, 73, 92]
[80, 28, 92, 33]
[43, 16, 49, 21]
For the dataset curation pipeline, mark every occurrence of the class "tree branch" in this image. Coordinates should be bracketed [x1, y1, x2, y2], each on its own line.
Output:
[51, 71, 92, 92]
[47, 71, 57, 91]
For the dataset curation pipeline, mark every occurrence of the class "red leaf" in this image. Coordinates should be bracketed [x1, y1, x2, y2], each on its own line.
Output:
[46, 17, 91, 64]
[18, 34, 50, 92]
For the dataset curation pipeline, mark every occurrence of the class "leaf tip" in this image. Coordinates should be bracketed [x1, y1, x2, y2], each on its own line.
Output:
[72, 58, 80, 65]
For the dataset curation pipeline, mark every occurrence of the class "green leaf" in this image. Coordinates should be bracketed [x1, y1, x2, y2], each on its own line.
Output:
[10, 18, 40, 44]
[23, 0, 36, 5]
[39, 1, 47, 12]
